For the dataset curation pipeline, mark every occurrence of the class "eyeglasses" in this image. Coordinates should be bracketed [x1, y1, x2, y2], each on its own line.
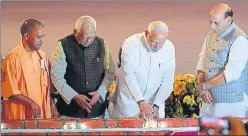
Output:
[150, 40, 165, 46]
[77, 31, 96, 42]
[147, 33, 166, 46]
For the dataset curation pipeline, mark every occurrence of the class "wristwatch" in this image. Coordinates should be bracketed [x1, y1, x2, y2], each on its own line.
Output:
[202, 83, 208, 91]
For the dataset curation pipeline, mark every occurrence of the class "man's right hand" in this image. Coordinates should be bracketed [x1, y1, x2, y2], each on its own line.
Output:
[138, 101, 153, 119]
[74, 94, 92, 113]
[201, 91, 213, 104]
[197, 83, 204, 93]
[198, 83, 212, 104]
[198, 83, 206, 97]
[29, 101, 41, 118]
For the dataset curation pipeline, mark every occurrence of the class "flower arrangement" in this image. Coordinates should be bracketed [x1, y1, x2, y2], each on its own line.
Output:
[164, 74, 201, 118]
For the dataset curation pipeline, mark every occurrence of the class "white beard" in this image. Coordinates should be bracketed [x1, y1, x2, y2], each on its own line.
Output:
[145, 36, 160, 52]
[145, 41, 157, 52]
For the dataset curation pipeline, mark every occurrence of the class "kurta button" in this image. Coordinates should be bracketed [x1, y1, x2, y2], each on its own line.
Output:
[212, 49, 215, 51]
[86, 82, 89, 85]
[211, 60, 213, 62]
[209, 70, 211, 72]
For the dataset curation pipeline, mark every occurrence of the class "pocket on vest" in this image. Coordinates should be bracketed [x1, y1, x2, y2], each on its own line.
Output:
[94, 57, 104, 73]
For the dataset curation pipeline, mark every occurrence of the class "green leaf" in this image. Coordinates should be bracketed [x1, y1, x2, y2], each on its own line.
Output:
[178, 105, 183, 114]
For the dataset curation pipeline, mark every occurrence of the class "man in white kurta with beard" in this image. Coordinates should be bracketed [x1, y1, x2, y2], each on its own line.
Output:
[109, 21, 176, 119]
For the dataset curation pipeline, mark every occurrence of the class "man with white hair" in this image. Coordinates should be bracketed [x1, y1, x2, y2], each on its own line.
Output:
[109, 21, 176, 119]
[51, 16, 115, 118]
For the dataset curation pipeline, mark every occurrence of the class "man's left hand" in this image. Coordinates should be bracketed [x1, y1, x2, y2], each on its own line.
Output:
[51, 105, 59, 118]
[89, 91, 102, 106]
[152, 106, 159, 120]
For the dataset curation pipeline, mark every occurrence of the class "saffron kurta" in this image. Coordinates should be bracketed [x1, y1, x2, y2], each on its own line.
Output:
[2, 42, 51, 120]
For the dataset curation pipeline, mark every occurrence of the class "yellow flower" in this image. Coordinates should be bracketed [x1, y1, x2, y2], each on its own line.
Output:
[174, 74, 195, 83]
[174, 74, 185, 82]
[183, 95, 191, 104]
[108, 81, 117, 95]
[173, 81, 186, 95]
[184, 74, 192, 82]
[192, 113, 198, 118]
[183, 95, 196, 107]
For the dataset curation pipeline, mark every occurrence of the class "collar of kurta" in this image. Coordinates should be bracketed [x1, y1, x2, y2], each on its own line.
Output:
[17, 41, 35, 61]
[141, 32, 152, 52]
[219, 22, 236, 39]
[16, 41, 48, 72]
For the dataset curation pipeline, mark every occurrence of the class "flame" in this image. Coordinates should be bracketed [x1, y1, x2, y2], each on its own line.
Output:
[143, 120, 158, 128]
[70, 123, 76, 129]
[63, 123, 76, 129]
[80, 123, 88, 129]
[1, 124, 5, 129]
[63, 124, 68, 129]
[159, 122, 167, 128]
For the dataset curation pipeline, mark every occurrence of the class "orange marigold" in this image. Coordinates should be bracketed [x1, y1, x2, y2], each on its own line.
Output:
[173, 81, 186, 95]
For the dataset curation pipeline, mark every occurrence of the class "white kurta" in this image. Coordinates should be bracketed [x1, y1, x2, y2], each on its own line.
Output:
[109, 32, 176, 118]
[200, 92, 248, 117]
